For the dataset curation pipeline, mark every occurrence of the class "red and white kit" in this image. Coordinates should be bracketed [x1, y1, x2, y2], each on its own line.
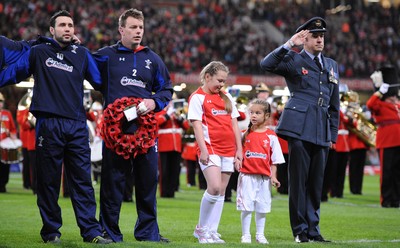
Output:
[188, 87, 239, 159]
[237, 129, 285, 213]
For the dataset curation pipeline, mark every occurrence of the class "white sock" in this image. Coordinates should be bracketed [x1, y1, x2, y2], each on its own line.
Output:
[209, 195, 225, 233]
[241, 211, 252, 236]
[199, 191, 219, 227]
[255, 212, 266, 236]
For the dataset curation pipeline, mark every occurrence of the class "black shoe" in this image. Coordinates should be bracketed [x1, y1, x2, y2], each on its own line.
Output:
[45, 236, 61, 244]
[102, 231, 111, 240]
[85, 235, 113, 244]
[159, 235, 170, 243]
[294, 233, 309, 243]
[0, 186, 6, 193]
[224, 197, 232, 202]
[382, 202, 400, 208]
[309, 235, 330, 242]
[123, 197, 133, 202]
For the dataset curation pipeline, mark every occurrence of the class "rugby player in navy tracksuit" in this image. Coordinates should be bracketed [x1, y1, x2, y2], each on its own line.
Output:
[94, 9, 173, 242]
[1, 11, 110, 244]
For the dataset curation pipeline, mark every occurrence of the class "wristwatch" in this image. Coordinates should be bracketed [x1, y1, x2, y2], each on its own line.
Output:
[288, 40, 295, 48]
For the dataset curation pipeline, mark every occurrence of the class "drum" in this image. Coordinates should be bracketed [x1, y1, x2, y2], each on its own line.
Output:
[0, 138, 23, 164]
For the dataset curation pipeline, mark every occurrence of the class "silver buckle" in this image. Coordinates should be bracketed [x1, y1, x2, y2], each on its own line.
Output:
[318, 98, 324, 106]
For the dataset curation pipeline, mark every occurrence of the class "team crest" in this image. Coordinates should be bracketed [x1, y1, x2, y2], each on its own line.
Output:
[71, 45, 78, 54]
[145, 59, 152, 69]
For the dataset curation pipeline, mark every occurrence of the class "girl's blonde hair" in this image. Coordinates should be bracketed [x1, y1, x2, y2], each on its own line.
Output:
[200, 61, 232, 113]
[242, 99, 271, 143]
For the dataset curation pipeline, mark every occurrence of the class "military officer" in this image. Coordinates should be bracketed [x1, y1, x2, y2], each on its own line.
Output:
[260, 17, 340, 243]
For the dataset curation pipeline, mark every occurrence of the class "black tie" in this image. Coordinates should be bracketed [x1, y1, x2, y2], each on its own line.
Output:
[314, 57, 322, 71]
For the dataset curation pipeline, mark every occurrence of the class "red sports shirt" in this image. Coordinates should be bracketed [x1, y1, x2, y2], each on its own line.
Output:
[241, 129, 285, 177]
[188, 87, 239, 157]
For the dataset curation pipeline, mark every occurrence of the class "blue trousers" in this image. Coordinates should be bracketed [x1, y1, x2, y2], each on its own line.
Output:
[99, 143, 160, 242]
[35, 117, 102, 242]
[287, 138, 328, 237]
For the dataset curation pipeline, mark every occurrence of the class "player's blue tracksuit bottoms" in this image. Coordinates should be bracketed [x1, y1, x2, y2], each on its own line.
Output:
[35, 117, 103, 242]
[99, 144, 160, 242]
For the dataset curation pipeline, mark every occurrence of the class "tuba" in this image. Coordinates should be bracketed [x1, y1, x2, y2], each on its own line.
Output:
[342, 91, 376, 147]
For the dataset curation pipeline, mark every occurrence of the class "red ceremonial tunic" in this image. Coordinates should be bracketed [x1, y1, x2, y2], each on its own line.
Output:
[16, 109, 35, 150]
[156, 109, 189, 152]
[366, 94, 400, 149]
[336, 111, 350, 152]
[0, 109, 17, 140]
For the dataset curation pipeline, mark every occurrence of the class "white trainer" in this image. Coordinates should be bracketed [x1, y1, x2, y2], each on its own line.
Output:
[256, 234, 269, 244]
[241, 234, 251, 243]
[210, 231, 225, 243]
[193, 225, 215, 243]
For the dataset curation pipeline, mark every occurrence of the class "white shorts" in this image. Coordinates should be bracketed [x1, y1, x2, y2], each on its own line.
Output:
[199, 154, 234, 173]
[236, 173, 272, 213]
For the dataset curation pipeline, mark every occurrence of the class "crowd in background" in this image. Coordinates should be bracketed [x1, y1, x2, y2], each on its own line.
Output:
[1, 0, 399, 78]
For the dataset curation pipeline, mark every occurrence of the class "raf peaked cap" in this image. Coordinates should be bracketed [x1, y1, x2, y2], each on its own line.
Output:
[296, 17, 327, 33]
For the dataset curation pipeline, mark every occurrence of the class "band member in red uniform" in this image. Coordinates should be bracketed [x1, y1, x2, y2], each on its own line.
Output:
[156, 101, 189, 198]
[367, 65, 400, 208]
[322, 110, 350, 200]
[0, 92, 18, 193]
[348, 122, 369, 195]
[16, 91, 36, 194]
[272, 101, 289, 194]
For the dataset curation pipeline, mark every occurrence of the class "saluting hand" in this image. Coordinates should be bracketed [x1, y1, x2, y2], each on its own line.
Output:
[287, 30, 309, 47]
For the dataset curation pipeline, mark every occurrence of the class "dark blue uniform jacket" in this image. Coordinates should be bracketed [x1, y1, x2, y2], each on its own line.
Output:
[260, 46, 339, 147]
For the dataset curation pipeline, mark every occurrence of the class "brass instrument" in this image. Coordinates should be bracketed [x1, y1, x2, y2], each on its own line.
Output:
[17, 90, 36, 127]
[172, 99, 188, 119]
[341, 91, 376, 147]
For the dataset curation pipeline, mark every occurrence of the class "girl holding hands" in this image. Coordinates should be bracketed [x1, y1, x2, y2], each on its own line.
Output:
[188, 61, 243, 243]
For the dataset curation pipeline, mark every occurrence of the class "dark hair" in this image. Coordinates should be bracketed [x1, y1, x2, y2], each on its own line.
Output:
[200, 61, 232, 113]
[50, 10, 72, 28]
[119, 8, 144, 27]
[242, 99, 271, 143]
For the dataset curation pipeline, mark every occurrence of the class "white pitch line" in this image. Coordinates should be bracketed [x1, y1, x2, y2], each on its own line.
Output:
[335, 239, 400, 243]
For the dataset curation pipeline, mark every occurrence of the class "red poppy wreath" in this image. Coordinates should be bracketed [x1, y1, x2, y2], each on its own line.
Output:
[100, 97, 157, 159]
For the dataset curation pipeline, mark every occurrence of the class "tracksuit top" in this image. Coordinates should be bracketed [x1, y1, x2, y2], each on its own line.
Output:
[95, 42, 173, 111]
[20, 36, 102, 121]
[0, 35, 30, 69]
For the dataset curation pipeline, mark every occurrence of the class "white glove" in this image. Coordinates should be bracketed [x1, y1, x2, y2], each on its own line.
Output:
[166, 107, 175, 116]
[379, 83, 390, 94]
[370, 71, 383, 88]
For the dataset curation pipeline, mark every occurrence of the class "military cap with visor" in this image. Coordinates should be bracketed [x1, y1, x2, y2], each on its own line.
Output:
[296, 17, 327, 33]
